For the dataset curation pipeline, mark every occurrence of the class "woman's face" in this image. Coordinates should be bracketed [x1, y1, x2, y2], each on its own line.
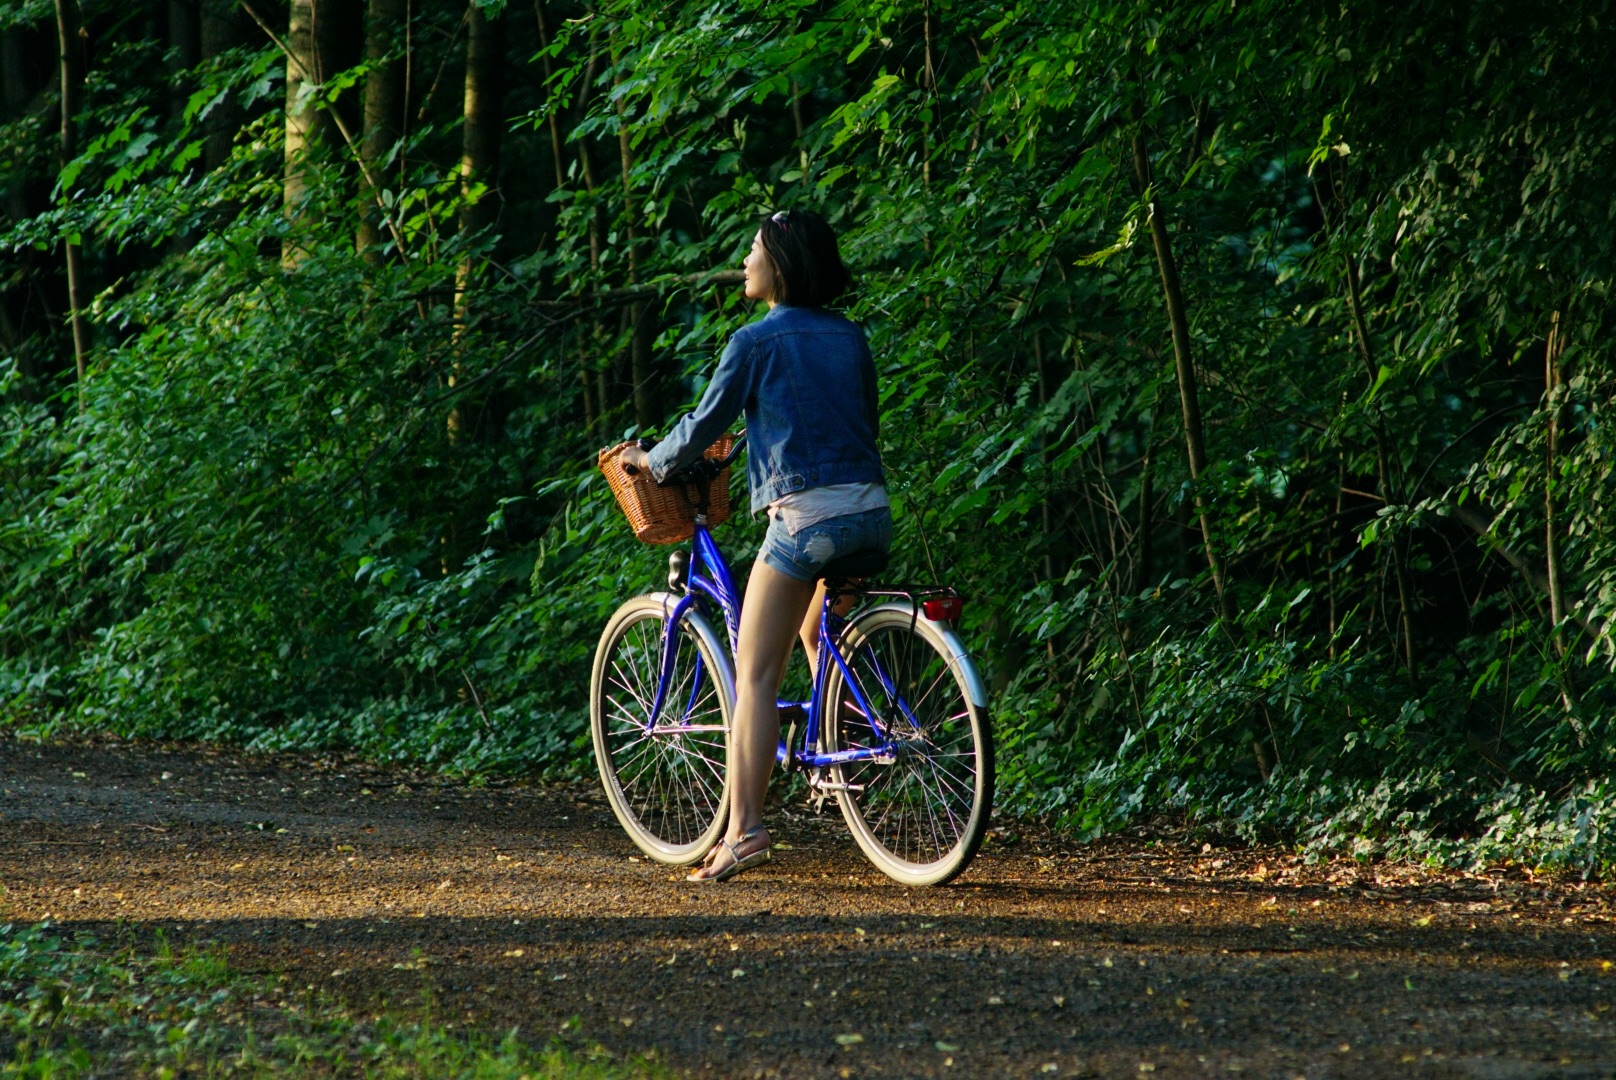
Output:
[743, 230, 776, 305]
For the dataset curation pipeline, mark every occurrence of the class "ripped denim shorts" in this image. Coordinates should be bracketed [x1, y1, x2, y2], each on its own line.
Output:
[758, 506, 893, 583]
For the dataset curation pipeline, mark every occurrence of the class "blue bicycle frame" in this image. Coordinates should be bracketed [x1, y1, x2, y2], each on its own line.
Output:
[644, 514, 914, 771]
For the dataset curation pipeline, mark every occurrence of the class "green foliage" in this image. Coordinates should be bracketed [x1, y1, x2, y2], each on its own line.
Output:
[0, 922, 670, 1076]
[1, 0, 1614, 869]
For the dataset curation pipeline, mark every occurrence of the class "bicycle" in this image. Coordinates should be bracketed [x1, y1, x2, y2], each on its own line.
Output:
[589, 434, 993, 886]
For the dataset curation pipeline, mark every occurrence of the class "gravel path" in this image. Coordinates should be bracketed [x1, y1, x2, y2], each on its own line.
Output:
[2, 737, 1614, 1078]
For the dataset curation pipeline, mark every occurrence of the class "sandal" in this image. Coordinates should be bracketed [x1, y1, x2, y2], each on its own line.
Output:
[688, 826, 772, 883]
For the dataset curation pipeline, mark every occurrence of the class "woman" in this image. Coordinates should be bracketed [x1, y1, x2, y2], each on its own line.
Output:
[618, 209, 890, 882]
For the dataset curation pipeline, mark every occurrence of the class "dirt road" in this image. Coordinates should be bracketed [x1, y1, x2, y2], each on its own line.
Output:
[2, 737, 1613, 1077]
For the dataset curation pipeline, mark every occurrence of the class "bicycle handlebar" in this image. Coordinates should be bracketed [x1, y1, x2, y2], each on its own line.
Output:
[619, 432, 747, 484]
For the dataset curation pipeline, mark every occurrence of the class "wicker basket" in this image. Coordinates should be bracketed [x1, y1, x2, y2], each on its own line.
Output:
[599, 433, 737, 544]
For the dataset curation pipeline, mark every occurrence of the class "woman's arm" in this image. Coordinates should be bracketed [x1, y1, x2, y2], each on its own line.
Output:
[643, 331, 752, 481]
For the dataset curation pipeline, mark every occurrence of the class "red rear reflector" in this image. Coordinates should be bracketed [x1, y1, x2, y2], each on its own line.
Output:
[923, 596, 963, 621]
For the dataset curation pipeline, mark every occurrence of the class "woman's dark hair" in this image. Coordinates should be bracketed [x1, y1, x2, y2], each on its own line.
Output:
[757, 208, 851, 308]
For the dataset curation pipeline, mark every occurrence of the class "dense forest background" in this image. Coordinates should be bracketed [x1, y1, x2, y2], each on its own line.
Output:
[2, 0, 1612, 869]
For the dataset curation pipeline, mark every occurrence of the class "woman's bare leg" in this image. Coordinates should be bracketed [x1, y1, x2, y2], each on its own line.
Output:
[798, 580, 829, 678]
[798, 580, 859, 680]
[689, 560, 815, 879]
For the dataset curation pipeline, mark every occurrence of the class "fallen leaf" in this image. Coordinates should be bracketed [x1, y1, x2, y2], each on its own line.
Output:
[731, 968, 745, 978]
[835, 1033, 863, 1046]
[935, 1041, 960, 1052]
[987, 995, 1004, 1005]
[503, 949, 524, 958]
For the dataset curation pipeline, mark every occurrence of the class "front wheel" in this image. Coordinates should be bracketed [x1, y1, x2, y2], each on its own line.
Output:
[590, 594, 733, 864]
[822, 604, 994, 886]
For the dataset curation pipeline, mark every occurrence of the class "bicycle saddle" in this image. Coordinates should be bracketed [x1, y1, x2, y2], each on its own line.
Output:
[820, 549, 889, 581]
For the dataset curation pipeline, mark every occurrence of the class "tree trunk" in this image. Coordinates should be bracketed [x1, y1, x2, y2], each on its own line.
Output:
[921, 0, 933, 190]
[165, 0, 201, 253]
[1130, 128, 1228, 619]
[457, 2, 503, 245]
[616, 73, 656, 431]
[357, 0, 406, 258]
[282, 0, 319, 266]
[2, 29, 36, 391]
[790, 79, 809, 179]
[1033, 331, 1055, 585]
[1542, 309, 1586, 736]
[54, 0, 90, 407]
[1544, 309, 1569, 642]
[532, 0, 566, 192]
[574, 29, 603, 273]
[167, 0, 200, 119]
[1136, 389, 1158, 591]
[536, 0, 596, 429]
[449, 1, 503, 438]
[200, 5, 243, 171]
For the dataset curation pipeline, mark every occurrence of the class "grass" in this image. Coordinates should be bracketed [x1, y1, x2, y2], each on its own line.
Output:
[0, 922, 669, 1078]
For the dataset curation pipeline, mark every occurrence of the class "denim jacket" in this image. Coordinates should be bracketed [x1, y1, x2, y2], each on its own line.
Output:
[647, 305, 885, 514]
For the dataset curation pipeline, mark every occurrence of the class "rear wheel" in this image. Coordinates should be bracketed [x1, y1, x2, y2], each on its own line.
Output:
[822, 605, 993, 886]
[590, 594, 732, 864]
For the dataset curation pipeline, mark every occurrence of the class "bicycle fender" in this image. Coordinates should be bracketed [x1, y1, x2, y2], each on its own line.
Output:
[855, 601, 990, 709]
[645, 591, 737, 706]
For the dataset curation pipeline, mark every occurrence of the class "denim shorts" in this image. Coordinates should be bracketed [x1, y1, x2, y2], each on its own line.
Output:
[758, 506, 893, 583]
